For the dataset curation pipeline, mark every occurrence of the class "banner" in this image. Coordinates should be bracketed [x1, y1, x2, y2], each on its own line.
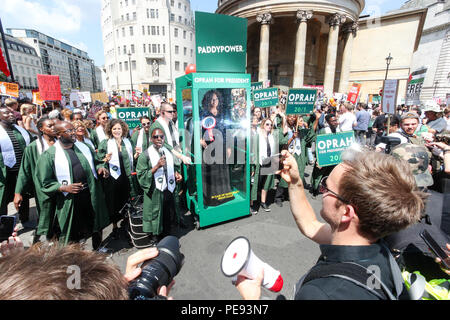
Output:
[0, 82, 19, 98]
[37, 74, 61, 101]
[116, 107, 150, 129]
[195, 11, 247, 73]
[347, 83, 362, 104]
[406, 68, 427, 105]
[253, 88, 279, 108]
[286, 88, 317, 115]
[32, 90, 44, 105]
[382, 79, 399, 114]
[316, 131, 355, 167]
[91, 92, 109, 103]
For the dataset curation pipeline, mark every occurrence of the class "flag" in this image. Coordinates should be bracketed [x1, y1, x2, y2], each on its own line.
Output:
[0, 46, 10, 77]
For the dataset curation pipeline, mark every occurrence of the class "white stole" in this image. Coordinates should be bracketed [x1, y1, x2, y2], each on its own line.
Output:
[95, 126, 106, 142]
[288, 128, 302, 156]
[324, 127, 342, 134]
[157, 117, 178, 147]
[83, 137, 95, 150]
[258, 129, 275, 166]
[54, 141, 97, 197]
[0, 124, 31, 168]
[147, 145, 175, 193]
[136, 128, 148, 149]
[107, 138, 133, 180]
[36, 138, 50, 156]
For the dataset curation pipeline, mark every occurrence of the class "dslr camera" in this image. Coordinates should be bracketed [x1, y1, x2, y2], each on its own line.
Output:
[128, 236, 184, 300]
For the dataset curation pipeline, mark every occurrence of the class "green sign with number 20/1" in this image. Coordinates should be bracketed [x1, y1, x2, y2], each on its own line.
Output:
[316, 131, 355, 167]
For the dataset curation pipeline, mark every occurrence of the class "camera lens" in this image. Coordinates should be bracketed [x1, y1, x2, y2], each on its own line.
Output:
[128, 236, 184, 300]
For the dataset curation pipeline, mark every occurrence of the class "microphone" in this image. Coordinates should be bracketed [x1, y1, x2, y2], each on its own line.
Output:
[158, 148, 167, 176]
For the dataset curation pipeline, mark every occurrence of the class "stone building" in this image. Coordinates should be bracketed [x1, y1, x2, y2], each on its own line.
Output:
[216, 0, 364, 96]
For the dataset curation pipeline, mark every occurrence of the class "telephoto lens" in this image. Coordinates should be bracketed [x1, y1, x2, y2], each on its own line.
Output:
[128, 236, 185, 300]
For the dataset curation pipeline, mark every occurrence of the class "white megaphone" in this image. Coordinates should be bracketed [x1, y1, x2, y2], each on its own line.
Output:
[221, 236, 283, 292]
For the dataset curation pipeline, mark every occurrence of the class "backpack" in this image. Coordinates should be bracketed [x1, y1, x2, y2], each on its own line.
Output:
[293, 242, 424, 300]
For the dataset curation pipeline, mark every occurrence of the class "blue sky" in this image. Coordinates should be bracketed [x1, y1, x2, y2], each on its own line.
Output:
[1, 0, 406, 67]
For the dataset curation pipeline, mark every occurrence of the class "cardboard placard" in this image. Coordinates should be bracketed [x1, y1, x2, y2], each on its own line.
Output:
[37, 74, 61, 101]
[0, 82, 19, 98]
[286, 88, 317, 115]
[316, 131, 355, 167]
[253, 88, 279, 108]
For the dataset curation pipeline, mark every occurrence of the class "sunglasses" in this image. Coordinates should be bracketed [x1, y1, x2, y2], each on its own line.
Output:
[142, 122, 151, 127]
[319, 176, 350, 204]
[152, 135, 165, 139]
[164, 110, 175, 113]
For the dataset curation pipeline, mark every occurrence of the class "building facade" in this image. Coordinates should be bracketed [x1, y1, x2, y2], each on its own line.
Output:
[405, 0, 450, 103]
[6, 28, 99, 94]
[0, 33, 43, 92]
[101, 0, 195, 99]
[216, 0, 365, 96]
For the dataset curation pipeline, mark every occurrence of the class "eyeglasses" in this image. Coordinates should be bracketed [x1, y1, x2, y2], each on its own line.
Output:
[164, 110, 175, 114]
[319, 176, 350, 204]
[152, 135, 165, 139]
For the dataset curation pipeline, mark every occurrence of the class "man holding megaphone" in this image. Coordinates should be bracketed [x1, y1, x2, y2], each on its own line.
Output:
[236, 148, 426, 300]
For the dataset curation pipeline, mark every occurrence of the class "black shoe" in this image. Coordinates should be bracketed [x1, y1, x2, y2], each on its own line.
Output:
[250, 207, 258, 215]
[111, 227, 120, 240]
[261, 203, 271, 212]
[275, 200, 283, 207]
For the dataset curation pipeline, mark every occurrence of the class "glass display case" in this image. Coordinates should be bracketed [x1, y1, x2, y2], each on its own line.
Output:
[175, 72, 251, 228]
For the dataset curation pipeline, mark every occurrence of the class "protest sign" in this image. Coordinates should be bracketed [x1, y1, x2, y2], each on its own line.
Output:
[37, 74, 61, 101]
[253, 88, 278, 108]
[406, 68, 427, 105]
[78, 91, 92, 103]
[116, 107, 151, 129]
[86, 104, 103, 121]
[150, 95, 162, 108]
[286, 88, 317, 115]
[382, 79, 399, 114]
[32, 90, 44, 105]
[0, 82, 19, 98]
[91, 92, 109, 103]
[347, 82, 361, 104]
[316, 131, 355, 167]
[70, 91, 82, 109]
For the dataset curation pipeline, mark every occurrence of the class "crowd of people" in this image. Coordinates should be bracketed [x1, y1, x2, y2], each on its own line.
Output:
[0, 92, 449, 300]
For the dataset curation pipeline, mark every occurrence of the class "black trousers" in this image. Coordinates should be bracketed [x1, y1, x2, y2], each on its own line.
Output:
[0, 170, 30, 222]
[162, 190, 176, 237]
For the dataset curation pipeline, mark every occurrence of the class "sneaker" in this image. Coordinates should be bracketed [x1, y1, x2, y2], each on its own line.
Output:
[261, 203, 271, 212]
[250, 207, 258, 215]
[275, 200, 283, 207]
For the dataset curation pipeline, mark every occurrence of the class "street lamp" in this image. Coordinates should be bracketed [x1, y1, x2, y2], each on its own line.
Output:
[385, 53, 393, 80]
[128, 51, 134, 96]
[433, 80, 439, 96]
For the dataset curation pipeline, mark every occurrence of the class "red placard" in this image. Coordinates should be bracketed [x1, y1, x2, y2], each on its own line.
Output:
[37, 74, 61, 101]
[347, 83, 362, 104]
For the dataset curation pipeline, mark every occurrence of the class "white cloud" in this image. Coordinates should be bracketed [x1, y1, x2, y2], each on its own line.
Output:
[3, 0, 83, 33]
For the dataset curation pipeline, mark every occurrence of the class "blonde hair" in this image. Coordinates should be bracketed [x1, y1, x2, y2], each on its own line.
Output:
[72, 120, 89, 138]
[338, 150, 427, 239]
[20, 103, 34, 116]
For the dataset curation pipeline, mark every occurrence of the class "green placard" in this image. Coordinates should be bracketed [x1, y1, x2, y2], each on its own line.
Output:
[195, 11, 247, 74]
[316, 131, 355, 167]
[253, 88, 279, 108]
[116, 107, 150, 129]
[286, 88, 317, 114]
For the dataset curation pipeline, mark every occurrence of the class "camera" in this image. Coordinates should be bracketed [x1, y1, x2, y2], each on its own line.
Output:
[128, 236, 184, 300]
[380, 136, 402, 154]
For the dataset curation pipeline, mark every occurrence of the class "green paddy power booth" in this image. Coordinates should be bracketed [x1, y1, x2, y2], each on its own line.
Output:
[175, 12, 251, 229]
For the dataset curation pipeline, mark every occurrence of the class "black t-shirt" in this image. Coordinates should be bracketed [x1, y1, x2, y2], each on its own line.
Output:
[295, 243, 400, 300]
[65, 147, 87, 185]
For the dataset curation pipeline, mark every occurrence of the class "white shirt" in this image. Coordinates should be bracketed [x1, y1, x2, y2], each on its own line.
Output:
[339, 112, 356, 132]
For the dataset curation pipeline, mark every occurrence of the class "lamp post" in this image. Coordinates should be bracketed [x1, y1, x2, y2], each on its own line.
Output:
[128, 52, 133, 97]
[384, 53, 393, 80]
[433, 80, 439, 97]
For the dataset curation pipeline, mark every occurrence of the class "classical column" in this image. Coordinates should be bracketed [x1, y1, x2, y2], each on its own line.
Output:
[323, 13, 346, 96]
[293, 10, 313, 88]
[338, 22, 358, 93]
[257, 12, 272, 82]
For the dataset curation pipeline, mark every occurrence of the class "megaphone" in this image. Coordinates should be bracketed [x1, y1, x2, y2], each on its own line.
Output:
[221, 237, 283, 292]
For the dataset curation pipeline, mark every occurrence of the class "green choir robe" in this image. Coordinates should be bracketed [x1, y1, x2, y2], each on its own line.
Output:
[136, 150, 180, 235]
[15, 139, 56, 232]
[250, 128, 287, 202]
[97, 139, 139, 200]
[35, 144, 110, 245]
[130, 129, 151, 152]
[278, 127, 316, 189]
[90, 126, 107, 150]
[0, 126, 32, 209]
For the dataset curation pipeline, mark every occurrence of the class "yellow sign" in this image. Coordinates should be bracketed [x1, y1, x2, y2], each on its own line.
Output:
[0, 82, 19, 98]
[32, 90, 44, 105]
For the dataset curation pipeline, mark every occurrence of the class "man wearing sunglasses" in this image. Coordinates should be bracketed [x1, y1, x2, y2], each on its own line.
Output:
[236, 148, 426, 300]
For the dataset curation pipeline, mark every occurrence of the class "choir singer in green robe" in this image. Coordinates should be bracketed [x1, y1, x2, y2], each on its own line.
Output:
[35, 121, 110, 248]
[136, 128, 183, 245]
